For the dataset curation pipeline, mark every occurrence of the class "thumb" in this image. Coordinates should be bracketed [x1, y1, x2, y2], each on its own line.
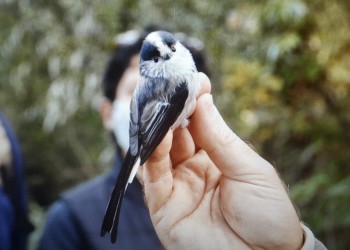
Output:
[189, 94, 273, 179]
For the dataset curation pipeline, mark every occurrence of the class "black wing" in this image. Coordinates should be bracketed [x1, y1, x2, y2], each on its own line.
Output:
[101, 79, 189, 244]
[139, 81, 189, 164]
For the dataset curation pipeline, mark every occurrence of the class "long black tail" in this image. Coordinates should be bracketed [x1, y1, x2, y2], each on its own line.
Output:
[100, 149, 138, 243]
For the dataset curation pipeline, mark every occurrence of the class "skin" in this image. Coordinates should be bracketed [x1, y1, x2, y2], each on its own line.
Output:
[141, 73, 304, 250]
[100, 55, 303, 249]
[0, 124, 12, 186]
[100, 54, 140, 150]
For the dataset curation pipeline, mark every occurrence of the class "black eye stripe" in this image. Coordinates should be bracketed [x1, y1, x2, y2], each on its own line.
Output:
[140, 41, 160, 61]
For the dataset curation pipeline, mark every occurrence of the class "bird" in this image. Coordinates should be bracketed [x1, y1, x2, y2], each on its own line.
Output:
[100, 30, 200, 243]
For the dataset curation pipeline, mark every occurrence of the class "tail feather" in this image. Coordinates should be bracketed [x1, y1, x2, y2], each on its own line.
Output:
[100, 149, 138, 243]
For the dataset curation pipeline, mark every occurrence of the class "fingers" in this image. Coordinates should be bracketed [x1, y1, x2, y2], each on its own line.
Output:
[143, 73, 213, 213]
[197, 72, 211, 97]
[169, 72, 212, 167]
[170, 128, 196, 166]
[143, 130, 174, 213]
[189, 94, 274, 180]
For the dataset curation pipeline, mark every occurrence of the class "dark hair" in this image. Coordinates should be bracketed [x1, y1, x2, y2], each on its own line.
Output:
[102, 38, 144, 102]
[102, 29, 209, 102]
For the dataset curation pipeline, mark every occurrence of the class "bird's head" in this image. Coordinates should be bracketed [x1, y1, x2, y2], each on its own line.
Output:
[139, 31, 195, 78]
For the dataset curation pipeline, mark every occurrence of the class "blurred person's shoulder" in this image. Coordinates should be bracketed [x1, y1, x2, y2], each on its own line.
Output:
[39, 171, 117, 250]
[61, 170, 115, 215]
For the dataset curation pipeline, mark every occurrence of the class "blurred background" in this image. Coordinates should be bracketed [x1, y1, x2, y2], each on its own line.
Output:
[0, 0, 349, 249]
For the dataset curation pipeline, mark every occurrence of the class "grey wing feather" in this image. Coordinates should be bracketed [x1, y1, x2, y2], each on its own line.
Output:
[129, 95, 139, 156]
[141, 101, 170, 141]
[138, 80, 189, 164]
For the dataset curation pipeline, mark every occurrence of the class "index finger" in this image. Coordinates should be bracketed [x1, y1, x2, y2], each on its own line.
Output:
[197, 72, 211, 97]
[189, 94, 274, 179]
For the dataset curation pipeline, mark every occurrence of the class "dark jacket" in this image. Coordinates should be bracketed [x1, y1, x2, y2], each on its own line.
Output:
[38, 155, 163, 250]
[0, 113, 32, 250]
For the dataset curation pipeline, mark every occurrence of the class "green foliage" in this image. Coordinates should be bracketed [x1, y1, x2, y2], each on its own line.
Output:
[218, 1, 350, 249]
[0, 0, 115, 206]
[1, 0, 349, 249]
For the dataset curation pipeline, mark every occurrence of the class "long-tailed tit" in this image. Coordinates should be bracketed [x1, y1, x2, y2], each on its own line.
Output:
[101, 30, 200, 243]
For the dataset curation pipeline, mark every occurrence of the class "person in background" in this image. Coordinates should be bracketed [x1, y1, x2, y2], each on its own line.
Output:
[38, 27, 326, 249]
[38, 27, 208, 250]
[0, 113, 33, 250]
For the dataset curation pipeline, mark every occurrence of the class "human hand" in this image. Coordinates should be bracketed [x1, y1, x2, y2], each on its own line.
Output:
[141, 73, 303, 250]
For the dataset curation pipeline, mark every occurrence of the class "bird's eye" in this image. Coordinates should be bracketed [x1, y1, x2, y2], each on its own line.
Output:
[170, 44, 176, 52]
[153, 57, 159, 63]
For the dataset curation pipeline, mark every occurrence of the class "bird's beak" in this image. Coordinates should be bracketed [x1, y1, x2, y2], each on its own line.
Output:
[164, 54, 171, 60]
